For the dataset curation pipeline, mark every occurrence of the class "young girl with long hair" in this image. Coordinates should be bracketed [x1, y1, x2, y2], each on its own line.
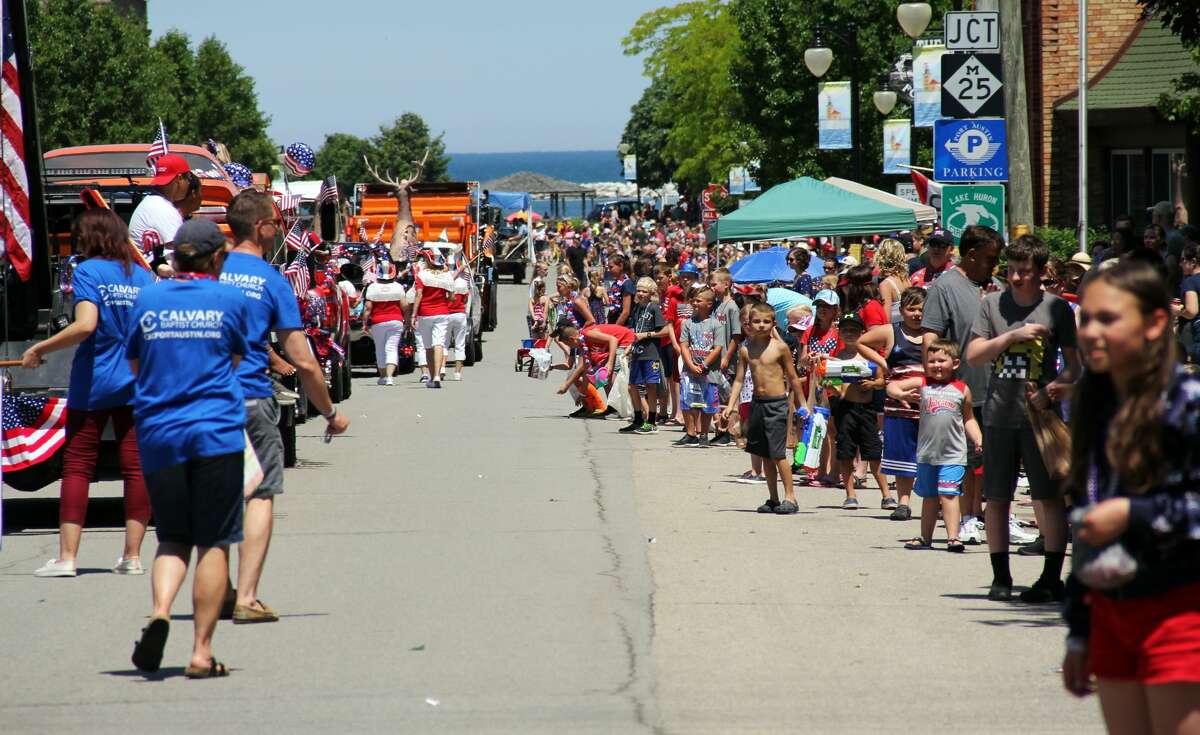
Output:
[528, 277, 549, 339]
[26, 209, 155, 577]
[1061, 259, 1200, 733]
[875, 238, 910, 323]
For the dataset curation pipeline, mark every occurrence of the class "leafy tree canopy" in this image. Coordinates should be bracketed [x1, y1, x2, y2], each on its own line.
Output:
[623, 1, 747, 193]
[29, 0, 275, 170]
[620, 76, 676, 190]
[315, 114, 449, 196]
[1140, 1, 1200, 134]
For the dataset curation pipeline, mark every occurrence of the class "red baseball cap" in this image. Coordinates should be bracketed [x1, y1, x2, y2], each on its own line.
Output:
[149, 154, 189, 186]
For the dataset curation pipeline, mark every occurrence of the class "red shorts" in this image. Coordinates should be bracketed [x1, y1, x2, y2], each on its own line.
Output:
[1088, 582, 1200, 685]
[738, 403, 750, 422]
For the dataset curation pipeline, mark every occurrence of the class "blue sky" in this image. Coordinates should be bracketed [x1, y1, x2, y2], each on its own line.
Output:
[148, 0, 661, 153]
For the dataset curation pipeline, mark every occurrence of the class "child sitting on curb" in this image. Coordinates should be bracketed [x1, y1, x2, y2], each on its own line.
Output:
[887, 338, 983, 552]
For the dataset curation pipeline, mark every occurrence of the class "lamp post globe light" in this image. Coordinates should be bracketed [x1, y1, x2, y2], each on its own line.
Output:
[617, 142, 631, 156]
[896, 3, 932, 39]
[873, 89, 898, 116]
[803, 46, 833, 78]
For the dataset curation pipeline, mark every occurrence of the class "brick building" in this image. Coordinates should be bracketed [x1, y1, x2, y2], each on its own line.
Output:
[1026, 0, 1198, 230]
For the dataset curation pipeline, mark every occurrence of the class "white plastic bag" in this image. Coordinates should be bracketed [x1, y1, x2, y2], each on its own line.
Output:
[527, 348, 552, 380]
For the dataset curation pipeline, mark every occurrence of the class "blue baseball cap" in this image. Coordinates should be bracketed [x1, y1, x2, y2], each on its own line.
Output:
[813, 289, 840, 306]
[678, 263, 700, 278]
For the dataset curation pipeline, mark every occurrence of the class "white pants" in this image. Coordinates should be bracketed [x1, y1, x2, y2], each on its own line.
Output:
[417, 315, 450, 367]
[370, 320, 405, 367]
[447, 312, 469, 362]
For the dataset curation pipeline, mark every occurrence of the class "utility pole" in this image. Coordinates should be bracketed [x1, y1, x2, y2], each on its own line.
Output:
[976, 0, 1034, 236]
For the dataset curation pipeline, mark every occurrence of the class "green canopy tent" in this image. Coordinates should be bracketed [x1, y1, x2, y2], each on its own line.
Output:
[705, 176, 921, 243]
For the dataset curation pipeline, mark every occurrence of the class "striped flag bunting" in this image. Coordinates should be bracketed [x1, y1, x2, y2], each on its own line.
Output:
[2, 392, 67, 472]
[1, 4, 32, 281]
[318, 175, 338, 205]
[146, 118, 168, 169]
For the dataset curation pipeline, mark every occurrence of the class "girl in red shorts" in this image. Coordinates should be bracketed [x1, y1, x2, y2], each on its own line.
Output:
[1062, 259, 1200, 733]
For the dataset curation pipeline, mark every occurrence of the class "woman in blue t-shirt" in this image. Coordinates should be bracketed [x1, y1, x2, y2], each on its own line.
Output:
[25, 210, 155, 579]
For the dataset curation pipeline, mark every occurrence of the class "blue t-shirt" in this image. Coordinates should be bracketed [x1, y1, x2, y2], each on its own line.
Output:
[68, 259, 155, 410]
[125, 278, 250, 475]
[219, 251, 302, 399]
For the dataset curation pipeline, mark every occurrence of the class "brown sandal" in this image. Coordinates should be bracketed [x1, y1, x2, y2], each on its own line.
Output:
[185, 659, 230, 678]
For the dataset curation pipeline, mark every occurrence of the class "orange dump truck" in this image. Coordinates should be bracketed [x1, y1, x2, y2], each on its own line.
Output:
[348, 181, 480, 260]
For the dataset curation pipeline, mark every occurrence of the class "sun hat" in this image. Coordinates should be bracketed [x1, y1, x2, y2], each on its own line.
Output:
[1066, 252, 1092, 272]
[813, 289, 840, 306]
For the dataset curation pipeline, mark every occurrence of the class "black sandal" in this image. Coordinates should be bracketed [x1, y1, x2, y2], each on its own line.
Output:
[131, 617, 169, 673]
[946, 538, 966, 553]
[185, 659, 230, 678]
[904, 536, 932, 550]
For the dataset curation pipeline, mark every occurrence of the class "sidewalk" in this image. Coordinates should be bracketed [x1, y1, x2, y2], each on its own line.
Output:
[628, 425, 1103, 734]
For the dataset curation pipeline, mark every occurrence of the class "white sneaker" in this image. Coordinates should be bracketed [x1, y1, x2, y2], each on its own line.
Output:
[377, 377, 388, 385]
[384, 377, 394, 386]
[1016, 473, 1030, 488]
[959, 517, 984, 545]
[453, 373, 462, 381]
[34, 559, 76, 577]
[1009, 514, 1038, 544]
[113, 556, 145, 575]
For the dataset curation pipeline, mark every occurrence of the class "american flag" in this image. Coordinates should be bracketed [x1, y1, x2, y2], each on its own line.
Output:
[274, 191, 300, 212]
[360, 249, 377, 284]
[2, 392, 67, 472]
[318, 175, 338, 205]
[146, 118, 168, 169]
[284, 254, 310, 298]
[0, 4, 32, 281]
[283, 142, 314, 177]
[283, 220, 308, 252]
[480, 225, 496, 255]
[373, 221, 386, 244]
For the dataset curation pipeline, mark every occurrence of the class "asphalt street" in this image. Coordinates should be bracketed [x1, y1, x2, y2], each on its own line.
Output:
[1, 280, 1103, 733]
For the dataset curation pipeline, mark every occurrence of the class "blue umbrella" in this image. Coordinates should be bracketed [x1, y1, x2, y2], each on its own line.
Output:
[728, 246, 795, 284]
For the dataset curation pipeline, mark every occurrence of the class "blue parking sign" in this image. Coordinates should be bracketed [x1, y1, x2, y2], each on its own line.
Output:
[933, 119, 1007, 182]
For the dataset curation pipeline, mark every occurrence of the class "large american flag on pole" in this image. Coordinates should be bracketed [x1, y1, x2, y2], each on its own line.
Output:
[0, 2, 32, 281]
[146, 118, 168, 169]
[2, 392, 67, 472]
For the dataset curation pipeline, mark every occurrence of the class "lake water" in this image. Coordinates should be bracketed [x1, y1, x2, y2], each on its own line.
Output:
[447, 149, 627, 219]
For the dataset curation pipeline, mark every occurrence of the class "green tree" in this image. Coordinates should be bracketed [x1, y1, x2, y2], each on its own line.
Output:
[620, 76, 676, 190]
[28, 3, 277, 170]
[28, 0, 160, 149]
[193, 38, 275, 171]
[314, 133, 374, 195]
[1139, 2, 1200, 133]
[370, 113, 449, 183]
[623, 1, 746, 193]
[729, 0, 953, 189]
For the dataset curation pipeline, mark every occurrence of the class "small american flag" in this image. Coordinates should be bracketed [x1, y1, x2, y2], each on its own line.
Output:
[284, 255, 310, 298]
[373, 221, 386, 244]
[2, 393, 67, 472]
[275, 191, 301, 212]
[360, 249, 377, 284]
[404, 241, 421, 261]
[283, 221, 308, 252]
[480, 226, 496, 254]
[146, 118, 168, 169]
[318, 176, 338, 206]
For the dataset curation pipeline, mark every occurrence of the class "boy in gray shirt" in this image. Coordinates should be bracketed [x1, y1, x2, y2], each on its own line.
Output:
[677, 287, 724, 448]
[967, 235, 1080, 604]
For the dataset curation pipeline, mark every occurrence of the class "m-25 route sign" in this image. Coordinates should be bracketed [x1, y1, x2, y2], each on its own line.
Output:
[941, 184, 1005, 244]
[944, 11, 999, 51]
[941, 53, 1004, 118]
[933, 118, 1008, 182]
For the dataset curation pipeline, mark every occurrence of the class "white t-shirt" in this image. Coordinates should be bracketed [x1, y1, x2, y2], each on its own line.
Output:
[128, 194, 182, 256]
[337, 280, 359, 300]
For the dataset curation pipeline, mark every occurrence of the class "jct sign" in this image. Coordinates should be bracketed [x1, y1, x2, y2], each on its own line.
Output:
[944, 11, 999, 51]
[933, 119, 1008, 182]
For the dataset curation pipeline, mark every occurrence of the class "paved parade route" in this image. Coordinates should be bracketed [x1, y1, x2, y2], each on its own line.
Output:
[2, 282, 1102, 733]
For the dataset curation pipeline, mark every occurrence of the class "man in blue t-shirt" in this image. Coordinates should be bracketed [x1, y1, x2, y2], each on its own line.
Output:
[219, 190, 349, 624]
[127, 218, 251, 677]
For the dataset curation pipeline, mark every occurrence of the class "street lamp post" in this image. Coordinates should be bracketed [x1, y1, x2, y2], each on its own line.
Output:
[805, 27, 862, 183]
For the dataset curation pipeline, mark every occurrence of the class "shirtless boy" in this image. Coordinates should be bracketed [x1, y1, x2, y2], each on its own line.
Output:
[723, 301, 807, 515]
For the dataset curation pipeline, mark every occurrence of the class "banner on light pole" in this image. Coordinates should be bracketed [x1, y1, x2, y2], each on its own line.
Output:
[623, 155, 637, 181]
[882, 119, 911, 175]
[913, 43, 948, 128]
[818, 81, 852, 150]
